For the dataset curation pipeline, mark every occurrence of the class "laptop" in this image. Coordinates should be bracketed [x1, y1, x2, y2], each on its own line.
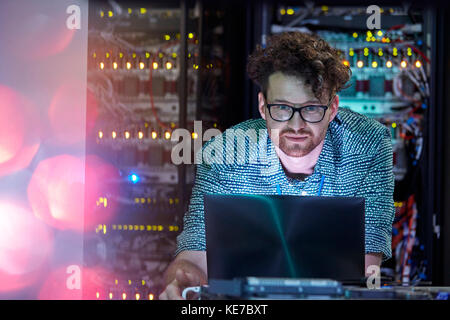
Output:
[204, 194, 365, 282]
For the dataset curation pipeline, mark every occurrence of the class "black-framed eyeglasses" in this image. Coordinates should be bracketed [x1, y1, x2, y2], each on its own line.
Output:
[266, 96, 335, 123]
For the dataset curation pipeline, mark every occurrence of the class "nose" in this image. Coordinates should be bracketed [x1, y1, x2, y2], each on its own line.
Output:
[287, 110, 307, 131]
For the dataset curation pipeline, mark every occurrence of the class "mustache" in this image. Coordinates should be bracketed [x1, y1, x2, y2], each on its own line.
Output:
[279, 129, 311, 136]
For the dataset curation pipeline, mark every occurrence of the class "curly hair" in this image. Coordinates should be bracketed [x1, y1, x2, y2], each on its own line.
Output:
[247, 32, 351, 101]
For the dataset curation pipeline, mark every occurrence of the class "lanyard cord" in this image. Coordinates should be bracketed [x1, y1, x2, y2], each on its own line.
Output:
[276, 184, 282, 195]
[318, 175, 325, 196]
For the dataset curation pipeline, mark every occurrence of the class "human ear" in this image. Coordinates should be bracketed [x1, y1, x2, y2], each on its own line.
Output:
[258, 92, 267, 120]
[328, 95, 339, 123]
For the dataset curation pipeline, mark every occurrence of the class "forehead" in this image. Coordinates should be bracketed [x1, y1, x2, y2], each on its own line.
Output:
[266, 72, 317, 102]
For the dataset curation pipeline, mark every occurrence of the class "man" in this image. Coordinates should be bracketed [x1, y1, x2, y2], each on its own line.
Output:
[159, 32, 395, 300]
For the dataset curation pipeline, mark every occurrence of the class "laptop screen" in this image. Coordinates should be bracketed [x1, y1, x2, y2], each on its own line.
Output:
[204, 194, 365, 281]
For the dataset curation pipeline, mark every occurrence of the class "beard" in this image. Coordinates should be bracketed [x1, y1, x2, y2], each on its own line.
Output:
[270, 127, 327, 157]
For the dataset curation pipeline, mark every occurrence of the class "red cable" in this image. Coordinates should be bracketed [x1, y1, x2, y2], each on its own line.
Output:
[410, 46, 431, 64]
[390, 39, 431, 64]
[387, 24, 405, 32]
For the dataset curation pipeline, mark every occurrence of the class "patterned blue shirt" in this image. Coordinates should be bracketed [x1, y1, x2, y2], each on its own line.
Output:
[176, 108, 395, 261]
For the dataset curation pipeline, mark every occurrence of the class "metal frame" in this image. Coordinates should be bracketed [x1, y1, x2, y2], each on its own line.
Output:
[178, 0, 189, 214]
[444, 7, 450, 286]
[423, 6, 446, 285]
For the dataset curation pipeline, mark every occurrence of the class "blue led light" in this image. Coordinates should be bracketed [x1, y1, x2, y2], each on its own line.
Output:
[129, 173, 140, 183]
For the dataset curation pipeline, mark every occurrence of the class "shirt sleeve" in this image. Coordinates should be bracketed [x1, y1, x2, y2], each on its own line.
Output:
[356, 127, 395, 262]
[175, 152, 228, 257]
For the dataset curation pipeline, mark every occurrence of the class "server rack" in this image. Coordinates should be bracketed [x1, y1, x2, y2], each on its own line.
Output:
[244, 1, 447, 285]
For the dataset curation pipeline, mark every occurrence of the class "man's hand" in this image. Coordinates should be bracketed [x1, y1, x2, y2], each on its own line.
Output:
[159, 268, 205, 300]
[159, 251, 208, 300]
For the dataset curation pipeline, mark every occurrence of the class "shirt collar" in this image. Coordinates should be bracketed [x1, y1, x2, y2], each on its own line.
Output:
[333, 111, 343, 125]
